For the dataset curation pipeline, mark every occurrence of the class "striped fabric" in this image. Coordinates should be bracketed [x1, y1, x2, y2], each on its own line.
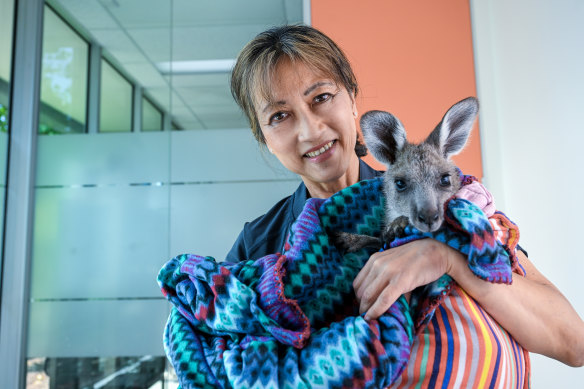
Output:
[389, 284, 530, 389]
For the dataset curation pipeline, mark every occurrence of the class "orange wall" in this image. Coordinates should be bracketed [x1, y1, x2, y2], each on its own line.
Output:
[312, 0, 483, 179]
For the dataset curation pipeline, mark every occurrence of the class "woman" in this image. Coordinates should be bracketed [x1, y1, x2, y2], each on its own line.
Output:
[226, 24, 584, 385]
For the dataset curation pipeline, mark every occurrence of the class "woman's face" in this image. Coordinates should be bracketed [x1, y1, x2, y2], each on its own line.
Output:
[255, 59, 359, 195]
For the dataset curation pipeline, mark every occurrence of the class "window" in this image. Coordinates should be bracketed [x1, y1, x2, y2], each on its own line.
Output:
[142, 96, 163, 132]
[39, 5, 89, 135]
[99, 59, 133, 133]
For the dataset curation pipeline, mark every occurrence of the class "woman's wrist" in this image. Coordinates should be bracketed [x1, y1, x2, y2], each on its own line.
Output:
[441, 241, 465, 279]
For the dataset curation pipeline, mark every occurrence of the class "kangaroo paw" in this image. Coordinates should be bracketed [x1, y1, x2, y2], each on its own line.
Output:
[382, 216, 410, 243]
[331, 231, 382, 253]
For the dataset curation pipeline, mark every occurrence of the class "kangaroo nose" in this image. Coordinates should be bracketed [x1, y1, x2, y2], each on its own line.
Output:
[417, 209, 439, 226]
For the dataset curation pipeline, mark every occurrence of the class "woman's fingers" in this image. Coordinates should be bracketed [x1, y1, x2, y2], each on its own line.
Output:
[355, 251, 401, 315]
[365, 281, 402, 320]
[353, 251, 379, 299]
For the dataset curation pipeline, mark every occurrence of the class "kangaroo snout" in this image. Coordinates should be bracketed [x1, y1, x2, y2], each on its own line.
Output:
[414, 206, 441, 232]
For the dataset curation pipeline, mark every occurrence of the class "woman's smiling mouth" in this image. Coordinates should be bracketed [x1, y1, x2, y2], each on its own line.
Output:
[304, 140, 336, 158]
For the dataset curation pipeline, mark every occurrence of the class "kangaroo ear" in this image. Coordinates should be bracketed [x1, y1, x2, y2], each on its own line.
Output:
[426, 97, 479, 158]
[360, 110, 407, 165]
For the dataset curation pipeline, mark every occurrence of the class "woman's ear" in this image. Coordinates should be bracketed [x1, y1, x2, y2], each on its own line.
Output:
[349, 92, 358, 118]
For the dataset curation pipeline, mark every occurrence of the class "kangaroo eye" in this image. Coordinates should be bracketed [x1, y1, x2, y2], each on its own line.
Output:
[440, 174, 451, 187]
[395, 179, 407, 192]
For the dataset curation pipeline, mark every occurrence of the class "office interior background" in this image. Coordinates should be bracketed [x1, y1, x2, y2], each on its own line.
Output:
[1, 0, 583, 387]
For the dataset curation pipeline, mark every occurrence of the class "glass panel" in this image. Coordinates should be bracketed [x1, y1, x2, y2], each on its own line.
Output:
[29, 1, 171, 387]
[26, 0, 305, 388]
[0, 0, 14, 289]
[99, 60, 133, 133]
[142, 96, 162, 132]
[39, 5, 89, 135]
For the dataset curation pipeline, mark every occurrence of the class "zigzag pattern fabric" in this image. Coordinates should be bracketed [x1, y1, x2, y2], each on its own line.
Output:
[158, 176, 519, 389]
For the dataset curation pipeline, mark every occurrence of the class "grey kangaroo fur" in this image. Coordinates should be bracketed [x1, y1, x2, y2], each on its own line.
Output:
[334, 97, 479, 253]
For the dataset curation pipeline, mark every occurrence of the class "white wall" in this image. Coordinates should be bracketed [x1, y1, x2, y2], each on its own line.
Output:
[471, 0, 584, 385]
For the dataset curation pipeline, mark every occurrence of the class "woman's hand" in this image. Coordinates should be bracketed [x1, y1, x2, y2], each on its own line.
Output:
[354, 236, 584, 366]
[353, 238, 458, 320]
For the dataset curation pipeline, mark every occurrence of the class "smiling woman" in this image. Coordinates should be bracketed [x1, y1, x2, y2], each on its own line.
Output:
[191, 24, 584, 388]
[257, 59, 360, 199]
[226, 24, 373, 262]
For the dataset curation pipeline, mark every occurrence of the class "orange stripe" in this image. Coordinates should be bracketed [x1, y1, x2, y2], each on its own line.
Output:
[393, 322, 426, 389]
[490, 319, 510, 388]
[474, 300, 496, 387]
[459, 287, 493, 387]
[410, 327, 427, 388]
[390, 285, 529, 388]
[419, 324, 435, 388]
[435, 305, 451, 386]
[451, 286, 478, 388]
[441, 294, 463, 386]
[392, 333, 419, 388]
[433, 307, 448, 386]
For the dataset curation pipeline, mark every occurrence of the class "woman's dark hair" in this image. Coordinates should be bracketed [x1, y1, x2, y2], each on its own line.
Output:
[230, 24, 367, 157]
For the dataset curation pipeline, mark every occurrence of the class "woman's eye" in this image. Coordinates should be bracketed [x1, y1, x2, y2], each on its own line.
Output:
[395, 179, 407, 192]
[440, 174, 451, 187]
[269, 112, 288, 124]
[313, 93, 331, 104]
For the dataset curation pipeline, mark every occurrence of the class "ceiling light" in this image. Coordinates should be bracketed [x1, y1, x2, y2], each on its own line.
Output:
[156, 59, 236, 75]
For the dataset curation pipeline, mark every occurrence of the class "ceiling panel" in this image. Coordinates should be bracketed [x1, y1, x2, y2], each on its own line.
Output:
[128, 24, 271, 63]
[172, 0, 290, 27]
[97, 0, 172, 29]
[170, 73, 230, 88]
[53, 0, 119, 30]
[123, 28, 173, 63]
[174, 86, 235, 107]
[90, 29, 153, 65]
[123, 63, 168, 89]
[51, 0, 305, 131]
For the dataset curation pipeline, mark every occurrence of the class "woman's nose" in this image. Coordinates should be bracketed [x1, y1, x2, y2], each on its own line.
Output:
[297, 109, 324, 141]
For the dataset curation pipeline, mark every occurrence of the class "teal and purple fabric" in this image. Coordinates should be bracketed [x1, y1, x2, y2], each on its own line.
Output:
[157, 176, 516, 389]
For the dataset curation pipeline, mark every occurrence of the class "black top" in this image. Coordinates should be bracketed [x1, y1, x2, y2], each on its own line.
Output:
[225, 159, 383, 262]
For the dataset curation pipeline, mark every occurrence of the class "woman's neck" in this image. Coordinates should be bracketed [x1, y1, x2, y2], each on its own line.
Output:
[304, 155, 360, 199]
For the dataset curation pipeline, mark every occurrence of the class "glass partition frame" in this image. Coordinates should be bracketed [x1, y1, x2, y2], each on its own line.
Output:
[0, 1, 44, 388]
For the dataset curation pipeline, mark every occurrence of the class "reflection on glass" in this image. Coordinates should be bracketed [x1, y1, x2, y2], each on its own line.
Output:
[26, 356, 172, 389]
[39, 5, 89, 135]
[100, 60, 133, 133]
[142, 96, 163, 132]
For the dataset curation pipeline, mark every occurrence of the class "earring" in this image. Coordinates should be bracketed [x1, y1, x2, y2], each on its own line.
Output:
[353, 111, 358, 118]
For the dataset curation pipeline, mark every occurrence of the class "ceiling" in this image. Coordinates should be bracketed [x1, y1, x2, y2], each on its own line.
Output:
[50, 0, 307, 130]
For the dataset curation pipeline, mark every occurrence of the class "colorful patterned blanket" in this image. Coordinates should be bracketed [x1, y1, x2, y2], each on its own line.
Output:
[158, 176, 519, 389]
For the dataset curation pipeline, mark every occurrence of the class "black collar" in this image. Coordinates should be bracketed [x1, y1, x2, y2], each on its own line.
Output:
[291, 159, 382, 219]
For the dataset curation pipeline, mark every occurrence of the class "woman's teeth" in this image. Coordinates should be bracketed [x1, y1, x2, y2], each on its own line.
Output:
[305, 140, 335, 158]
